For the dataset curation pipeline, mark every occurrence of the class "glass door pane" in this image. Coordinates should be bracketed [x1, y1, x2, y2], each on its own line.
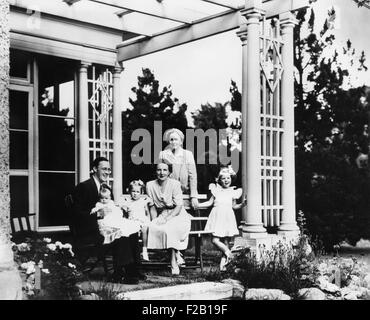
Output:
[9, 85, 34, 225]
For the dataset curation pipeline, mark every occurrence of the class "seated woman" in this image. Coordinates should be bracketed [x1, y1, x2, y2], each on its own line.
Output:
[146, 162, 192, 275]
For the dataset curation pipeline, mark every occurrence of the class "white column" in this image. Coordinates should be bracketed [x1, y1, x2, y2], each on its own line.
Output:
[240, 3, 267, 237]
[78, 61, 91, 182]
[237, 24, 248, 219]
[112, 62, 124, 200]
[278, 12, 299, 234]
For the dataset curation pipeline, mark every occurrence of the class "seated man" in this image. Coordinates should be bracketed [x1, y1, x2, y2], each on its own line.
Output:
[71, 156, 145, 284]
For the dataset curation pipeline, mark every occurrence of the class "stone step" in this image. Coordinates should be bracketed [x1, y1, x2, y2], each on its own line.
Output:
[118, 281, 234, 300]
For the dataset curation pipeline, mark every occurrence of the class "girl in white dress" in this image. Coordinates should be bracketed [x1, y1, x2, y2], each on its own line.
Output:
[119, 180, 153, 261]
[198, 167, 247, 271]
[91, 187, 141, 245]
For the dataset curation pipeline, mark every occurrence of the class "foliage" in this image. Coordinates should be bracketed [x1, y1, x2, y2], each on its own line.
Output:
[191, 102, 232, 193]
[122, 68, 189, 187]
[192, 102, 228, 130]
[353, 0, 370, 8]
[313, 256, 370, 300]
[12, 234, 85, 300]
[229, 80, 242, 113]
[294, 7, 370, 250]
[316, 256, 367, 288]
[210, 236, 318, 299]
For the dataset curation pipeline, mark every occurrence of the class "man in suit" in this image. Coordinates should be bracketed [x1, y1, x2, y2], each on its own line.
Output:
[72, 156, 144, 284]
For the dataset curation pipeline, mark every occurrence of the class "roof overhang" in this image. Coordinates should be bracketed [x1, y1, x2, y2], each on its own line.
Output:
[117, 0, 311, 61]
[9, 0, 311, 65]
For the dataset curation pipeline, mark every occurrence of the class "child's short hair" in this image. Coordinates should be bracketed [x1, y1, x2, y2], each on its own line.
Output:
[99, 186, 112, 198]
[216, 166, 236, 184]
[128, 180, 145, 193]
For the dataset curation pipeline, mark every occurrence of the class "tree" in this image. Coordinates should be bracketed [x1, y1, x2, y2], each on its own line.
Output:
[192, 102, 228, 130]
[191, 98, 242, 194]
[293, 7, 370, 249]
[122, 68, 188, 188]
[353, 0, 370, 8]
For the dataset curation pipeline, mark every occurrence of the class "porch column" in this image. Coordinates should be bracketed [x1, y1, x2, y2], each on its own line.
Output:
[78, 61, 91, 182]
[0, 0, 22, 299]
[278, 12, 299, 235]
[112, 62, 124, 199]
[240, 1, 267, 237]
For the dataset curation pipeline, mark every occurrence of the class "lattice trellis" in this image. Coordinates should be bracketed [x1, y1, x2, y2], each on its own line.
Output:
[260, 17, 284, 228]
[88, 66, 114, 183]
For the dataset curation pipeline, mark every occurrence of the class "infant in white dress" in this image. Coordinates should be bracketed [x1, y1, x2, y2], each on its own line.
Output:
[91, 187, 141, 244]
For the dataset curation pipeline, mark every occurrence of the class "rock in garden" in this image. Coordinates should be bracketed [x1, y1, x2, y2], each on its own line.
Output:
[298, 288, 326, 300]
[79, 293, 102, 300]
[244, 288, 291, 300]
[364, 274, 370, 289]
[343, 292, 358, 300]
[221, 279, 245, 299]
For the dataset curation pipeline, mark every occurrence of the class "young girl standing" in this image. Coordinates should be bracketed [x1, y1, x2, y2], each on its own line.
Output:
[198, 167, 247, 271]
[119, 180, 153, 261]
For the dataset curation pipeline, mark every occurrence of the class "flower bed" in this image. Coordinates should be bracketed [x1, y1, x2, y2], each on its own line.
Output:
[12, 235, 85, 300]
[205, 235, 370, 300]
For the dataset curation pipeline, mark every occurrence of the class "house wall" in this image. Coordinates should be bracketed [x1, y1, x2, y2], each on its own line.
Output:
[0, 0, 22, 300]
[0, 0, 11, 247]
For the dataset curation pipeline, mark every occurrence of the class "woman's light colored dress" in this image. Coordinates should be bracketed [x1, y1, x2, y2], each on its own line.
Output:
[146, 178, 192, 250]
[91, 200, 141, 244]
[204, 185, 242, 238]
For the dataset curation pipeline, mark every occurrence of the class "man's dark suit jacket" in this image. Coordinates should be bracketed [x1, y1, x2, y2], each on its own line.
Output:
[72, 177, 102, 242]
[71, 177, 139, 268]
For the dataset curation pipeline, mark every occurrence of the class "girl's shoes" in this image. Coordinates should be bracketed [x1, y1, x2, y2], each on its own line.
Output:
[176, 251, 185, 266]
[171, 265, 180, 275]
[142, 251, 149, 261]
[220, 251, 234, 271]
[225, 250, 233, 264]
[219, 257, 227, 271]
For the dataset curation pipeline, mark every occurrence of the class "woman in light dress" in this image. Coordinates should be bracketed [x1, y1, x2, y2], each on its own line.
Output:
[146, 162, 192, 275]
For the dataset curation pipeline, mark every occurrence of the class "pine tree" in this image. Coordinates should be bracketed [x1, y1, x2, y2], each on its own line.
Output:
[122, 68, 188, 187]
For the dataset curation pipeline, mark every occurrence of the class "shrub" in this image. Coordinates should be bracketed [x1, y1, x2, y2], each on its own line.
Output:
[220, 236, 319, 299]
[12, 235, 86, 300]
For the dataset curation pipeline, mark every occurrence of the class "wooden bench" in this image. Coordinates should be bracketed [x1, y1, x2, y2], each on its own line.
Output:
[120, 193, 212, 272]
[183, 194, 213, 272]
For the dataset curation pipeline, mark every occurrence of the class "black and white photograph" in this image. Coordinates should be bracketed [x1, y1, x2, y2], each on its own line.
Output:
[1, 0, 370, 308]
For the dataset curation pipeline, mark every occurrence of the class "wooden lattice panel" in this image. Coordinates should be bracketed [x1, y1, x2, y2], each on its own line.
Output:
[260, 17, 284, 228]
[88, 66, 114, 184]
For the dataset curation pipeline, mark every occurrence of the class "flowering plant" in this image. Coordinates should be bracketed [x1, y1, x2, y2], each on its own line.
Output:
[12, 235, 85, 300]
[314, 256, 370, 299]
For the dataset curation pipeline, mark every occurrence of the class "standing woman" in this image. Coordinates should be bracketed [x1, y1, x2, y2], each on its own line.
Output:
[146, 162, 192, 275]
[159, 128, 199, 210]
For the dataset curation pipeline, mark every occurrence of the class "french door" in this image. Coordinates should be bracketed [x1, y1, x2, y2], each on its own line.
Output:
[9, 84, 35, 232]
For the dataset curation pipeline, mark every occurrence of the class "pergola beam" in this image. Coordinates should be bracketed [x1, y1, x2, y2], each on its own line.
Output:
[200, 0, 243, 10]
[117, 0, 310, 61]
[10, 0, 154, 36]
[89, 0, 206, 24]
